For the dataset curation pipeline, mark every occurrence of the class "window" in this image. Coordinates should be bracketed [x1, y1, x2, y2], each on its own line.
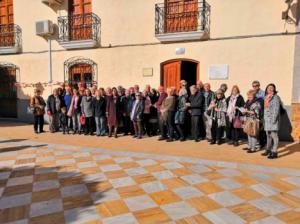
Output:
[0, 0, 14, 47]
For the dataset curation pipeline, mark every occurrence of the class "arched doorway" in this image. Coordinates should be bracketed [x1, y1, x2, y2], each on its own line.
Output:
[0, 62, 18, 117]
[64, 56, 98, 89]
[161, 59, 199, 90]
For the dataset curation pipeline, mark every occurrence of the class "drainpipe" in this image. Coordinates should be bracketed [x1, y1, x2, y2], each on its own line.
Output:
[48, 39, 53, 92]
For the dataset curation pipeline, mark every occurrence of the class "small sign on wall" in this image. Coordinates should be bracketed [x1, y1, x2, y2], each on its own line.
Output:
[209, 65, 229, 80]
[175, 48, 185, 55]
[143, 68, 153, 77]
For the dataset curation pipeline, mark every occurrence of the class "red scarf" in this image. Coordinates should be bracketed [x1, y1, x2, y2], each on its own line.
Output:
[264, 94, 273, 108]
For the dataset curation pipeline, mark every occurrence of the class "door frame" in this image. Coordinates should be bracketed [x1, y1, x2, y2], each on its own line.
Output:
[160, 58, 200, 87]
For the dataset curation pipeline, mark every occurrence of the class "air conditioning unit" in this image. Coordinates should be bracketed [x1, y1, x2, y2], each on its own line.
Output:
[36, 20, 54, 37]
[41, 0, 62, 7]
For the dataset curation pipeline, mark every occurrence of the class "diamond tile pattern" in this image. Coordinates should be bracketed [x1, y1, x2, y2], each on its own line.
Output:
[0, 140, 300, 224]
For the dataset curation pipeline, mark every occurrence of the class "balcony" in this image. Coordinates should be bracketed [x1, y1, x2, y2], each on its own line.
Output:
[0, 24, 22, 54]
[58, 13, 101, 50]
[155, 1, 210, 42]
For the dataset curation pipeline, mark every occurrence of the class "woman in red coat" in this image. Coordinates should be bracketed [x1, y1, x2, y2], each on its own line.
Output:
[106, 87, 121, 138]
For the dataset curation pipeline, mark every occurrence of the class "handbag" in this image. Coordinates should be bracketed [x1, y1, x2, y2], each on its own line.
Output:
[233, 115, 242, 129]
[80, 114, 86, 125]
[243, 117, 260, 137]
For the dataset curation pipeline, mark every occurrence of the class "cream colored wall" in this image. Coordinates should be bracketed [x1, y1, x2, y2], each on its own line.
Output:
[0, 0, 297, 106]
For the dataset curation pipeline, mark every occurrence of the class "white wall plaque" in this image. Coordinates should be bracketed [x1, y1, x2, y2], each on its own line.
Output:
[143, 68, 153, 77]
[209, 65, 229, 80]
[175, 48, 185, 55]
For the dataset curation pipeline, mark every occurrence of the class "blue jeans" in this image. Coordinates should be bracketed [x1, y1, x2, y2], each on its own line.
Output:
[95, 116, 106, 135]
[72, 111, 81, 132]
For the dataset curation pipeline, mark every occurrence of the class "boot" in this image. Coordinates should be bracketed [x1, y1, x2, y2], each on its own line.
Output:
[268, 152, 278, 159]
[261, 150, 271, 156]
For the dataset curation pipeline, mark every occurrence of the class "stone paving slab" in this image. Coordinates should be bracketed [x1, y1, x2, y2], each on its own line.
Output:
[0, 138, 300, 224]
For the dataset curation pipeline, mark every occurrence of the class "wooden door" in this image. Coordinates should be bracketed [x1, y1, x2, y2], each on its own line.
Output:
[69, 64, 93, 89]
[162, 61, 181, 91]
[165, 0, 198, 33]
[0, 0, 14, 47]
[69, 0, 92, 41]
[0, 66, 17, 117]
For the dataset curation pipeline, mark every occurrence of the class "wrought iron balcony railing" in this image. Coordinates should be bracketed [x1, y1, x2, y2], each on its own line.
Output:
[155, 1, 210, 35]
[0, 24, 22, 52]
[58, 13, 101, 45]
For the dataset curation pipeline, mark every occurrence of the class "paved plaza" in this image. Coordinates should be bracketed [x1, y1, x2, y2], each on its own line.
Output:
[0, 123, 300, 224]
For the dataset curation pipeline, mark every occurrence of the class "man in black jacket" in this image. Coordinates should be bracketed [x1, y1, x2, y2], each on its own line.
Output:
[47, 88, 66, 133]
[202, 83, 215, 141]
[188, 85, 203, 142]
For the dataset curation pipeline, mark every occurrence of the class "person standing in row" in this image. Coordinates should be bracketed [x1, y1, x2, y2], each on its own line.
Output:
[175, 88, 187, 141]
[131, 92, 144, 139]
[68, 89, 82, 134]
[47, 88, 65, 133]
[160, 87, 177, 142]
[262, 84, 281, 159]
[157, 86, 168, 141]
[226, 85, 245, 146]
[30, 89, 46, 134]
[81, 89, 94, 136]
[252, 80, 266, 149]
[92, 89, 106, 136]
[202, 83, 215, 142]
[143, 90, 152, 137]
[106, 87, 121, 138]
[243, 90, 262, 153]
[209, 89, 227, 144]
[64, 87, 72, 132]
[188, 85, 203, 142]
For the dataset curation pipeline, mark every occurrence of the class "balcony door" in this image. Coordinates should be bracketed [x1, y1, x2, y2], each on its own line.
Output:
[68, 0, 92, 41]
[165, 0, 198, 33]
[0, 0, 14, 46]
[0, 66, 17, 117]
[69, 64, 93, 89]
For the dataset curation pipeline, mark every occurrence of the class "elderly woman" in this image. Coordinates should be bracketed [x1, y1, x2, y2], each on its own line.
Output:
[30, 89, 46, 134]
[262, 84, 282, 159]
[243, 90, 262, 153]
[106, 87, 121, 138]
[208, 89, 227, 145]
[175, 88, 187, 141]
[81, 89, 94, 136]
[143, 90, 152, 136]
[47, 88, 66, 133]
[226, 85, 245, 146]
[68, 89, 82, 135]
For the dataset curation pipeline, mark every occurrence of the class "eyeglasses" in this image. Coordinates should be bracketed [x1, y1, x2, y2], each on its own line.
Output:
[252, 85, 259, 88]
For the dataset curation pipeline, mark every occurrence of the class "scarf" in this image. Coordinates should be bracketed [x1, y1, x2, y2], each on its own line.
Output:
[245, 98, 257, 110]
[264, 94, 273, 108]
[227, 94, 239, 122]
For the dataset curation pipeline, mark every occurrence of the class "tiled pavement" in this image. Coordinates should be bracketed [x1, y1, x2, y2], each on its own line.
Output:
[0, 139, 300, 224]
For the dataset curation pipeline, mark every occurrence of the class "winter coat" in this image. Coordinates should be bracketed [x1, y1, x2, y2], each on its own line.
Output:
[47, 95, 66, 114]
[189, 91, 203, 116]
[264, 94, 281, 131]
[208, 98, 227, 127]
[92, 96, 106, 117]
[30, 96, 46, 116]
[106, 95, 122, 126]
[81, 96, 93, 118]
[131, 100, 144, 122]
[175, 95, 187, 125]
[202, 90, 215, 112]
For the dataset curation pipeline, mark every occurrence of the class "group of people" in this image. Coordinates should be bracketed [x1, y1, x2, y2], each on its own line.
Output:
[29, 80, 283, 159]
